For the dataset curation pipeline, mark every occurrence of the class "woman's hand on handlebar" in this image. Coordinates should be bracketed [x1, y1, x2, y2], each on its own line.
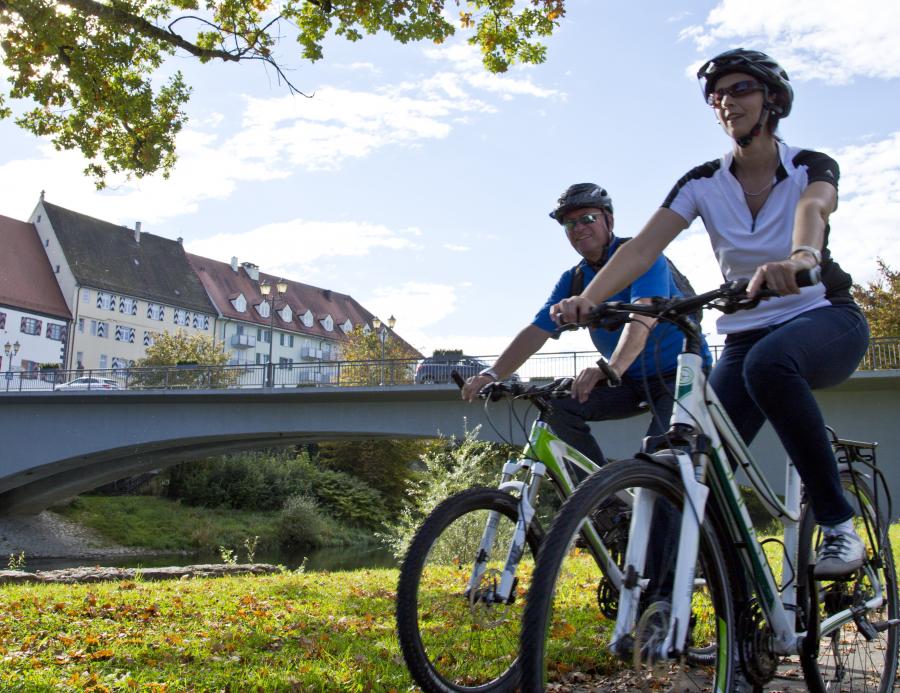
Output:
[747, 256, 815, 298]
[550, 295, 596, 325]
[571, 367, 609, 404]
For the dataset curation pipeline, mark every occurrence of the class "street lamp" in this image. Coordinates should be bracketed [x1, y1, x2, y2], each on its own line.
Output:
[259, 278, 288, 387]
[4, 340, 20, 372]
[371, 315, 396, 386]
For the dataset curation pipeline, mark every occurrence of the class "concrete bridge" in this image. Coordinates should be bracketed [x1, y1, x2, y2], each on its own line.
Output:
[1, 371, 899, 516]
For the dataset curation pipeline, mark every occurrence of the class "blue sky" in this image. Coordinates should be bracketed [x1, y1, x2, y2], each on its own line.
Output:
[1, 0, 898, 356]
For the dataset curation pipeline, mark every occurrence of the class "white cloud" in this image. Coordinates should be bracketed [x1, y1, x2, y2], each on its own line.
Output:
[682, 0, 900, 82]
[443, 243, 470, 252]
[0, 63, 554, 224]
[185, 218, 416, 278]
[826, 132, 900, 283]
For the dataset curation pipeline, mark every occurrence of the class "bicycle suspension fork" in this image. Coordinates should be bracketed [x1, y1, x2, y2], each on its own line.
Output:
[466, 456, 544, 604]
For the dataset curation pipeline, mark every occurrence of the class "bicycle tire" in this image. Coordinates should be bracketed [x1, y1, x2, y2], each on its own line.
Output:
[519, 457, 750, 692]
[396, 487, 543, 692]
[797, 470, 899, 692]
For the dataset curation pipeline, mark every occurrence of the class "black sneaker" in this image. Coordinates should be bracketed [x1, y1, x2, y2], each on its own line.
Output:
[814, 529, 865, 579]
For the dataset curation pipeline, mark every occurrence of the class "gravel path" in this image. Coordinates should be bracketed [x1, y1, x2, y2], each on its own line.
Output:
[0, 510, 155, 559]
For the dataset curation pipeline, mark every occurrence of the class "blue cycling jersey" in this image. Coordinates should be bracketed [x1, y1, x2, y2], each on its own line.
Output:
[532, 237, 713, 379]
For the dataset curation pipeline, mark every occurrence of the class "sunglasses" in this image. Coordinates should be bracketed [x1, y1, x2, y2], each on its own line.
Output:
[561, 212, 605, 233]
[707, 79, 764, 107]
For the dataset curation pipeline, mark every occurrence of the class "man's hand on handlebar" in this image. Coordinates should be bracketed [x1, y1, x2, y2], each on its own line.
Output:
[550, 295, 596, 325]
[571, 366, 611, 404]
[461, 374, 495, 402]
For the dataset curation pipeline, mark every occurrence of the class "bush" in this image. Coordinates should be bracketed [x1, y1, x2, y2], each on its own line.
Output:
[382, 428, 515, 557]
[310, 469, 390, 530]
[164, 451, 316, 511]
[277, 494, 340, 550]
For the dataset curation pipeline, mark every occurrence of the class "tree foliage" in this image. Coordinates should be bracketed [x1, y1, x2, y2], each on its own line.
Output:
[338, 324, 419, 386]
[134, 329, 234, 387]
[316, 437, 431, 513]
[0, 0, 565, 186]
[138, 329, 229, 366]
[852, 259, 900, 339]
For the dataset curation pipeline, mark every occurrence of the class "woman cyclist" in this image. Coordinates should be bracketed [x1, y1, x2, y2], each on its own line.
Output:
[551, 48, 870, 579]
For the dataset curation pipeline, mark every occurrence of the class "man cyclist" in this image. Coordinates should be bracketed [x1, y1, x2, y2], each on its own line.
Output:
[462, 182, 712, 467]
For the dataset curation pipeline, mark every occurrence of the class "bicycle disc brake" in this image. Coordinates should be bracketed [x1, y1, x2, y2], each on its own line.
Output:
[632, 600, 694, 690]
[738, 599, 778, 685]
[466, 568, 511, 629]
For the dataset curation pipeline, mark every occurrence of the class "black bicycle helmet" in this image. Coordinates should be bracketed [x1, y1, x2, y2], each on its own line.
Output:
[697, 48, 793, 118]
[549, 183, 614, 221]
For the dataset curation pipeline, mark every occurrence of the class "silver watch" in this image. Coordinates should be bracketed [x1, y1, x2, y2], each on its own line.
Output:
[479, 367, 499, 381]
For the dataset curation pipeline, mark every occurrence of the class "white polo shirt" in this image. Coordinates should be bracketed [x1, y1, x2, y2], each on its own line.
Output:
[662, 140, 853, 334]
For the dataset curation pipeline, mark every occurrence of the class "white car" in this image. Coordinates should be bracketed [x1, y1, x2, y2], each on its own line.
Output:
[54, 376, 123, 391]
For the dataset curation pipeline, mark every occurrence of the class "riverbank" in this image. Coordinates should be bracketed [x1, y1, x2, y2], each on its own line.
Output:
[0, 509, 178, 560]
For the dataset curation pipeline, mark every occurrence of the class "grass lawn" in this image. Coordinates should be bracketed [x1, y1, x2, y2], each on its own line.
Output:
[3, 514, 897, 690]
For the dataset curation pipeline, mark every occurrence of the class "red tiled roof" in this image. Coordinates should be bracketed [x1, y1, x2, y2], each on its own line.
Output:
[186, 253, 419, 354]
[0, 214, 71, 320]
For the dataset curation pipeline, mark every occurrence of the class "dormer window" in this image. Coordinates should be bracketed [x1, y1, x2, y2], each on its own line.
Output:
[231, 294, 247, 312]
[321, 314, 334, 331]
[279, 305, 293, 322]
[363, 324, 372, 335]
[301, 309, 314, 328]
[256, 301, 270, 319]
[340, 319, 353, 334]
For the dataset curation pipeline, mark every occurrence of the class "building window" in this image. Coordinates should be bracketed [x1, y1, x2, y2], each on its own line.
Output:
[231, 294, 247, 312]
[75, 351, 84, 368]
[143, 331, 155, 347]
[0, 312, 5, 329]
[119, 297, 138, 315]
[99, 354, 108, 369]
[191, 314, 209, 330]
[115, 326, 135, 343]
[21, 317, 42, 335]
[280, 333, 286, 346]
[91, 321, 108, 338]
[278, 357, 293, 369]
[147, 303, 165, 321]
[46, 323, 66, 341]
[81, 288, 90, 303]
[255, 353, 261, 365]
[77, 318, 84, 333]
[97, 292, 116, 311]
[173, 309, 189, 326]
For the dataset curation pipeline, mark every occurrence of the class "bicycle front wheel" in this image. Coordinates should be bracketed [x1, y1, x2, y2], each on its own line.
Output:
[520, 457, 748, 692]
[396, 487, 543, 692]
[798, 470, 899, 692]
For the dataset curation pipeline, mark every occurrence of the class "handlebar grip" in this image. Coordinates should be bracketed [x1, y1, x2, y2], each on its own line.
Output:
[450, 370, 466, 389]
[796, 266, 821, 288]
[596, 357, 622, 388]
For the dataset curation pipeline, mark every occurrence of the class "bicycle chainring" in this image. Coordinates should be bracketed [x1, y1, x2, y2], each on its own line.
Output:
[738, 599, 778, 685]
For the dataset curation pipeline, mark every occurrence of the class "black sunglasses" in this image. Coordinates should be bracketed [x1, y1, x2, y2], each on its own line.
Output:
[560, 212, 605, 233]
[707, 79, 764, 107]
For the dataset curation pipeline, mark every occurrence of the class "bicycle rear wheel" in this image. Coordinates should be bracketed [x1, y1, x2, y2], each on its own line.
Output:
[798, 470, 899, 692]
[396, 487, 543, 692]
[519, 457, 749, 692]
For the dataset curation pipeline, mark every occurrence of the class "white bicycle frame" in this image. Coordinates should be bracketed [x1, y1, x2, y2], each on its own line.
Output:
[610, 351, 889, 660]
[466, 420, 626, 604]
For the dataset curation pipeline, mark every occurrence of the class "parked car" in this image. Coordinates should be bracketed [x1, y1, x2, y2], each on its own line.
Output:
[54, 376, 123, 391]
[415, 354, 519, 385]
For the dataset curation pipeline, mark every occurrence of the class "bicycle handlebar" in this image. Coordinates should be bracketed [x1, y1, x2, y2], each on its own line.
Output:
[450, 369, 576, 406]
[554, 267, 821, 335]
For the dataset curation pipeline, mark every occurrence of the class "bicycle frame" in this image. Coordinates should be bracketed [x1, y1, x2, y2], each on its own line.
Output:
[466, 417, 626, 604]
[611, 350, 889, 660]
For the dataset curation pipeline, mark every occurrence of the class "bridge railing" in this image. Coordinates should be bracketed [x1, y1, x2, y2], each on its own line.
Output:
[2, 336, 898, 392]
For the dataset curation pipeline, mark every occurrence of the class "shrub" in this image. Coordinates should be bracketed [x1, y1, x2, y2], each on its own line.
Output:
[277, 494, 341, 550]
[382, 428, 515, 557]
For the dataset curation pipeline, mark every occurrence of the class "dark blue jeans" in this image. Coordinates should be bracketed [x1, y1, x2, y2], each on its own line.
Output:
[709, 303, 869, 525]
[543, 373, 676, 466]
